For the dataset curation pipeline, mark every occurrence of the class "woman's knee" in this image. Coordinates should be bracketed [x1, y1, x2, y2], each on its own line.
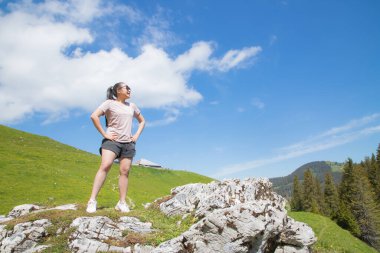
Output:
[119, 167, 130, 176]
[99, 163, 113, 172]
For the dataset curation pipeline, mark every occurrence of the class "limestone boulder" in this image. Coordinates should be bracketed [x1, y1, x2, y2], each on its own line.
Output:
[68, 216, 155, 253]
[7, 204, 41, 219]
[153, 178, 316, 253]
[0, 219, 51, 253]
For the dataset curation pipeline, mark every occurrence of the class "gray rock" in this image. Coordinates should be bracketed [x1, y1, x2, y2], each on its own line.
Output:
[118, 216, 154, 233]
[279, 218, 317, 247]
[0, 233, 26, 252]
[7, 204, 41, 218]
[274, 245, 310, 253]
[0, 219, 51, 253]
[50, 203, 77, 210]
[134, 243, 156, 253]
[0, 224, 9, 241]
[70, 216, 123, 241]
[160, 178, 283, 218]
[69, 216, 154, 253]
[23, 245, 52, 253]
[0, 215, 13, 224]
[153, 178, 316, 253]
[69, 237, 127, 253]
[1, 204, 78, 224]
[151, 237, 185, 253]
[32, 203, 78, 215]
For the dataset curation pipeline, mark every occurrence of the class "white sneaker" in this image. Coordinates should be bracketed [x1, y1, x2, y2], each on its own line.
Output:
[115, 200, 130, 213]
[86, 199, 97, 213]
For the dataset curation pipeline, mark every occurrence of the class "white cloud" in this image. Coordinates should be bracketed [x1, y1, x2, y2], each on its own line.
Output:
[218, 46, 262, 71]
[0, 0, 262, 124]
[214, 113, 380, 178]
[146, 108, 180, 127]
[175, 42, 262, 73]
[8, 0, 104, 24]
[279, 113, 380, 153]
[174, 41, 214, 73]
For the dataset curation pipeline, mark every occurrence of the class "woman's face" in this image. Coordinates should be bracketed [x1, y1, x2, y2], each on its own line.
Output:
[117, 84, 131, 98]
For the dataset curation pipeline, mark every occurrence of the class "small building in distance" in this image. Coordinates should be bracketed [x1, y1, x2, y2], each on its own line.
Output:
[135, 158, 162, 168]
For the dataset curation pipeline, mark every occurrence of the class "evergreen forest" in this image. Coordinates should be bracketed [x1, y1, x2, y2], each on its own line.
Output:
[290, 144, 380, 251]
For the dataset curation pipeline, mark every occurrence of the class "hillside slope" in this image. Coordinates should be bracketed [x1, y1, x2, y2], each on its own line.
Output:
[0, 125, 213, 214]
[269, 161, 344, 198]
[289, 211, 378, 253]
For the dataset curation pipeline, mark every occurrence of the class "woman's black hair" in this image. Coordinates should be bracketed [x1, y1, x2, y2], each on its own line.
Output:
[105, 82, 127, 127]
[106, 82, 125, 100]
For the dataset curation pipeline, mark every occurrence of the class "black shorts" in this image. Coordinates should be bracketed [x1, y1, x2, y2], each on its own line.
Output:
[99, 139, 136, 159]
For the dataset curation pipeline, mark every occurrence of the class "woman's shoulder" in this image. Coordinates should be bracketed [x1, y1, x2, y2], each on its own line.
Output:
[101, 99, 114, 102]
[128, 102, 140, 109]
[98, 99, 115, 108]
[104, 99, 118, 104]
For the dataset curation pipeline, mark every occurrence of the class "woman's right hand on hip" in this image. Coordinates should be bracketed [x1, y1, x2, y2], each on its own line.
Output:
[104, 133, 118, 141]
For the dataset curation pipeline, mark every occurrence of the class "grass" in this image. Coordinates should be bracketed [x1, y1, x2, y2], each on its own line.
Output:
[0, 124, 213, 215]
[288, 211, 378, 253]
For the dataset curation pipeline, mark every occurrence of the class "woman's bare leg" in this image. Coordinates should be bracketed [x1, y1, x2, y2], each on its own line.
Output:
[118, 157, 132, 202]
[89, 149, 117, 200]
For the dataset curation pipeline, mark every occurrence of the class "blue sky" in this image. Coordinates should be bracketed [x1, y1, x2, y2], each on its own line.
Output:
[1, 0, 379, 179]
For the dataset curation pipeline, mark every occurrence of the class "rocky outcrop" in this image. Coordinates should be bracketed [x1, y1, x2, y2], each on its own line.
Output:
[153, 178, 316, 252]
[68, 216, 155, 253]
[0, 204, 154, 253]
[0, 204, 77, 224]
[0, 204, 77, 253]
[0, 178, 317, 252]
[0, 219, 51, 253]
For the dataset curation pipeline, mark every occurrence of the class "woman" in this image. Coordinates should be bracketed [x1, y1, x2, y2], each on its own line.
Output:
[86, 82, 145, 213]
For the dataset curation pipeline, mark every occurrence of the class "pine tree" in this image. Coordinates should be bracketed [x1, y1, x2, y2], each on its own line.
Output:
[336, 200, 361, 237]
[303, 169, 319, 213]
[351, 164, 380, 250]
[375, 143, 380, 203]
[339, 158, 355, 205]
[290, 175, 303, 211]
[339, 158, 380, 249]
[338, 158, 361, 236]
[324, 172, 339, 218]
[314, 177, 325, 215]
[365, 155, 377, 192]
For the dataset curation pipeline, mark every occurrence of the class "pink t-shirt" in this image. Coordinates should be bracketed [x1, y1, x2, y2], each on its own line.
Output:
[98, 100, 141, 143]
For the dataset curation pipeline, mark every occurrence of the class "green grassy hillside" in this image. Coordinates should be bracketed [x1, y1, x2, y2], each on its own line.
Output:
[0, 125, 213, 214]
[289, 211, 378, 253]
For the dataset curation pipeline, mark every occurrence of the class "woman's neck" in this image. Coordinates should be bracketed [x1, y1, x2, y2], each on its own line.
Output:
[116, 98, 125, 103]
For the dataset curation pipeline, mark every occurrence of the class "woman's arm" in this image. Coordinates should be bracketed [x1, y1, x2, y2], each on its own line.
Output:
[90, 108, 117, 141]
[131, 113, 145, 142]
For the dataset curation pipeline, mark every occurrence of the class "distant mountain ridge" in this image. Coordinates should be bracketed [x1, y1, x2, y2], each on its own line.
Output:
[269, 161, 344, 198]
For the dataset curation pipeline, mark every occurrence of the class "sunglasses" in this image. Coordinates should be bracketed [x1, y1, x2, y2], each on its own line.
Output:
[120, 85, 131, 92]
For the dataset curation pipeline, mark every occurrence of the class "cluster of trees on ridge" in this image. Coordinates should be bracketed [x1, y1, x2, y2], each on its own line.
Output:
[290, 144, 380, 250]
